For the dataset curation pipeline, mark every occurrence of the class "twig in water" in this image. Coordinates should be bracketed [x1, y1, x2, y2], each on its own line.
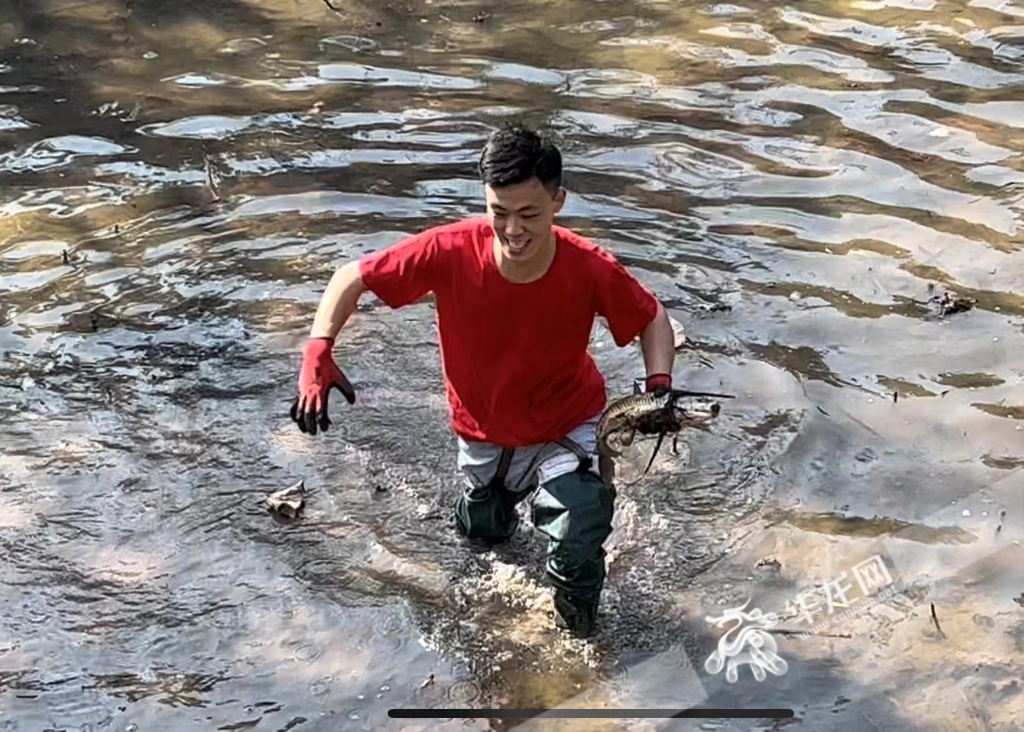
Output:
[203, 147, 221, 203]
[769, 628, 852, 639]
[930, 603, 945, 638]
[321, 0, 343, 10]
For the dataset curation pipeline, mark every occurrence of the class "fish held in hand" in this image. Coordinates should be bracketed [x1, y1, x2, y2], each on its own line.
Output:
[597, 386, 732, 484]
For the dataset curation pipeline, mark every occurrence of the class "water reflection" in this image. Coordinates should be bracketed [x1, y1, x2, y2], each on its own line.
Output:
[1, 0, 1023, 730]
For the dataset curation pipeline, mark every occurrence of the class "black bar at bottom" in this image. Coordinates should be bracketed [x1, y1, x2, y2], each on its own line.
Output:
[388, 708, 795, 720]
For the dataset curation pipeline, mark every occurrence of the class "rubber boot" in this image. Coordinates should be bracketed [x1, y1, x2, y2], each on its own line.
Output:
[553, 590, 598, 639]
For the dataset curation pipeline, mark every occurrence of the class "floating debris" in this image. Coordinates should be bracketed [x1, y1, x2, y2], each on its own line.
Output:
[266, 480, 304, 519]
[64, 310, 107, 333]
[927, 284, 976, 316]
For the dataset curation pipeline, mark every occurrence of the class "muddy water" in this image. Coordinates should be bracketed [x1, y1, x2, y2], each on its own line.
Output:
[2, 0, 1023, 730]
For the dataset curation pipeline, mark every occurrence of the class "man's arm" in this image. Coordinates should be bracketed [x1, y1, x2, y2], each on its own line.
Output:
[637, 300, 676, 383]
[309, 228, 442, 341]
[310, 260, 367, 341]
[592, 249, 676, 388]
[289, 231, 441, 435]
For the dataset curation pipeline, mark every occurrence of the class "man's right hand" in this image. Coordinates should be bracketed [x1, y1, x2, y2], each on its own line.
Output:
[290, 337, 356, 435]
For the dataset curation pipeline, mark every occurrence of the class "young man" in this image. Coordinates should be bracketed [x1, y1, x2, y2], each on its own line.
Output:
[290, 124, 676, 637]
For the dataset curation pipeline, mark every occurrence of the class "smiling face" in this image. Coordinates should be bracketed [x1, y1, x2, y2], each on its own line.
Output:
[477, 125, 566, 273]
[485, 176, 566, 266]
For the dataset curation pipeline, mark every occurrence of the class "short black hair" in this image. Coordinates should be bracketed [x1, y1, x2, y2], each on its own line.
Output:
[478, 124, 562, 194]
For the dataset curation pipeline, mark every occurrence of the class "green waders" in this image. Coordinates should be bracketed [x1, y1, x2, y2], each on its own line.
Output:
[454, 433, 616, 638]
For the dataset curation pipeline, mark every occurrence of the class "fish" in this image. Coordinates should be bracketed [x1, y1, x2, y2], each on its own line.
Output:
[596, 380, 733, 484]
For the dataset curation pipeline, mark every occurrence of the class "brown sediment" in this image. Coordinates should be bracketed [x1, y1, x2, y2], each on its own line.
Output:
[763, 509, 978, 545]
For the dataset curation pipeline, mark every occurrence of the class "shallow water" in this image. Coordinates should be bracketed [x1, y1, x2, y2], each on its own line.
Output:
[1, 0, 1023, 730]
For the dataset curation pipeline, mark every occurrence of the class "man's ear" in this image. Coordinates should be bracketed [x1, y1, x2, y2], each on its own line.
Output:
[553, 187, 567, 213]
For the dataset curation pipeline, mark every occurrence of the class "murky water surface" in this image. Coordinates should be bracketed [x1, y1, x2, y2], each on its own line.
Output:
[2, 0, 1023, 730]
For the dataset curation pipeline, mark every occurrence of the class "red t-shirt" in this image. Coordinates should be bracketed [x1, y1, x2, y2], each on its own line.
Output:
[358, 217, 659, 447]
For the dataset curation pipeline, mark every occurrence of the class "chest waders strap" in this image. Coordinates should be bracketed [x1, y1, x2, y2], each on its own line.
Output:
[556, 438, 593, 475]
[486, 439, 607, 492]
[488, 447, 515, 489]
[557, 437, 614, 494]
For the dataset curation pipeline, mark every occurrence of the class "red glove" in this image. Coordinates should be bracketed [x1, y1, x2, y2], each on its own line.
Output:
[645, 373, 672, 396]
[290, 337, 356, 435]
